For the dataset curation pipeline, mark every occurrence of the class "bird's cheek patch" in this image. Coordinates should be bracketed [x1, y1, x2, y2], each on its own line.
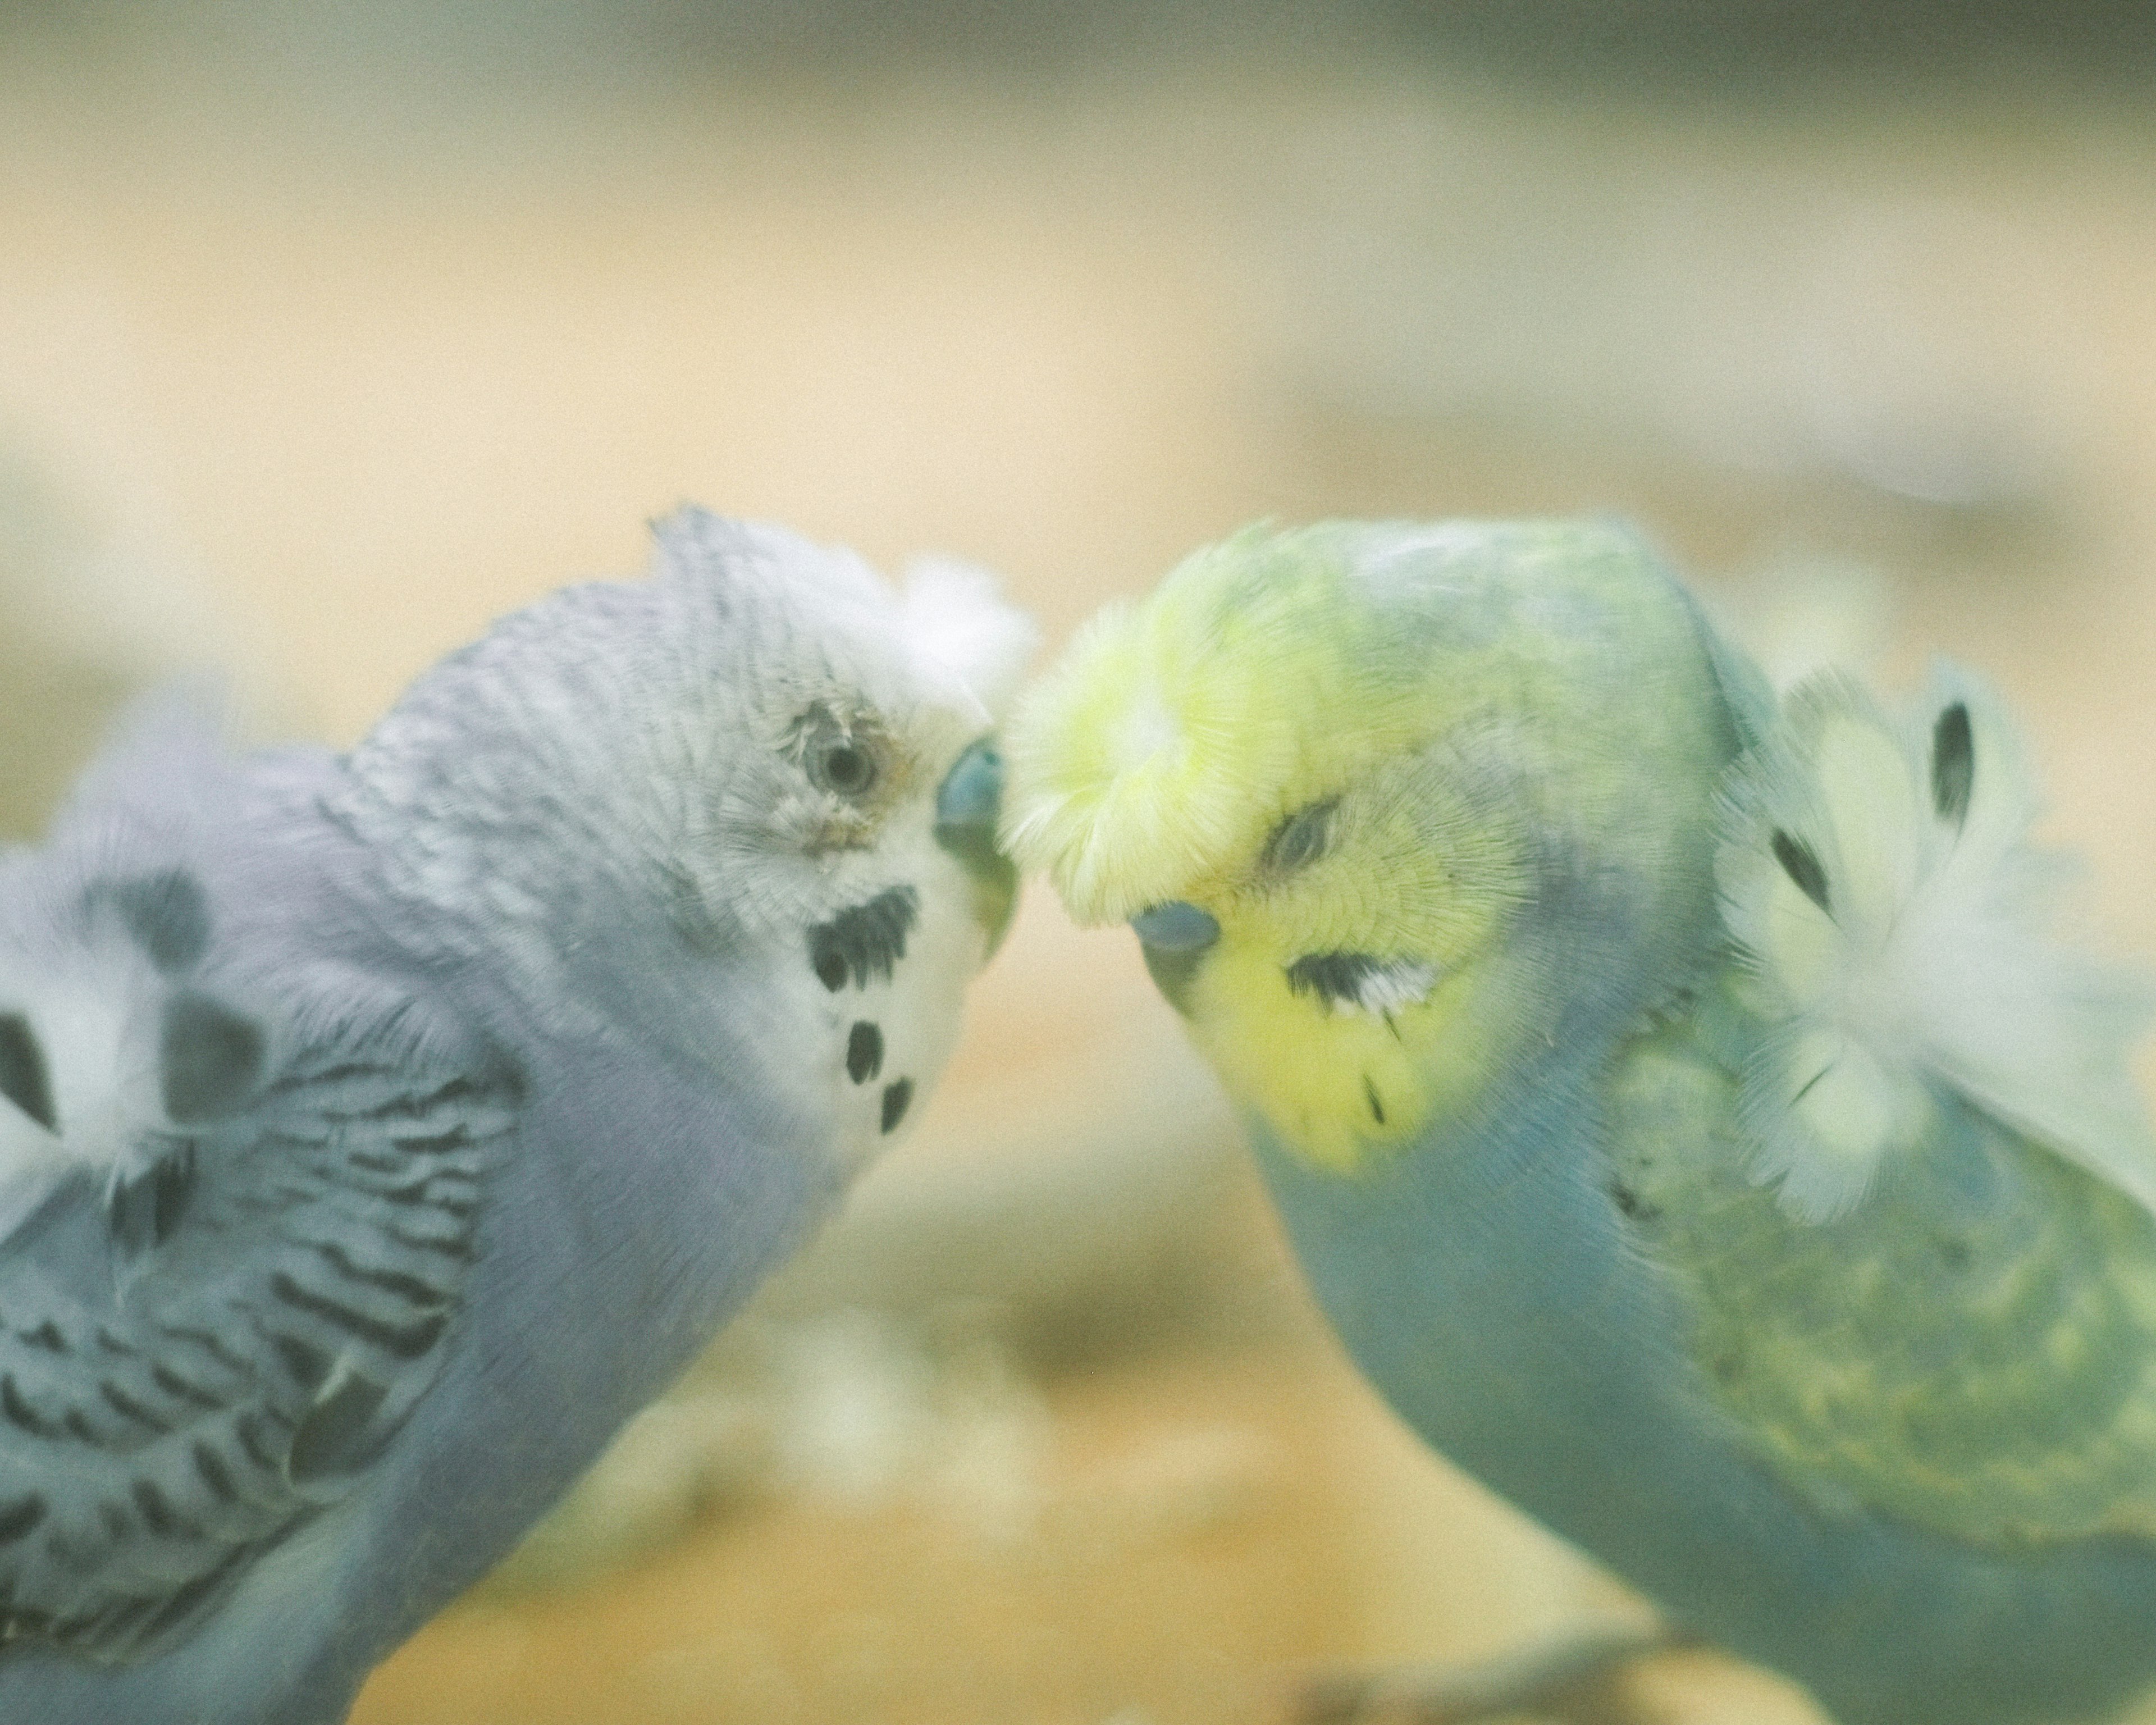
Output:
[1186, 942, 1508, 1173]
[806, 886, 920, 992]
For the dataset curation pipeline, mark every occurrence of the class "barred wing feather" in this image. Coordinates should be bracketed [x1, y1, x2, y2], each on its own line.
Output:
[0, 990, 514, 1663]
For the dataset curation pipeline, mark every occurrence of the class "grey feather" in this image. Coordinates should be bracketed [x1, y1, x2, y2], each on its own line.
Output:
[0, 955, 510, 1663]
[0, 508, 1026, 1724]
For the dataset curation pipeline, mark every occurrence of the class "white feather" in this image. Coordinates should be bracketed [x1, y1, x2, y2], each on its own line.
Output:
[1717, 665, 2156, 1222]
[0, 930, 167, 1244]
[1331, 959, 1440, 1017]
[896, 556, 1039, 722]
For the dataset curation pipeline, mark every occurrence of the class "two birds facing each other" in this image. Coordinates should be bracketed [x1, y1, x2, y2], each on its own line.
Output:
[0, 508, 2150, 1725]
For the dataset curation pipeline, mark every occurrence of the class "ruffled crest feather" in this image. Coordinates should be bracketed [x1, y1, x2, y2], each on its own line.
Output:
[999, 597, 1286, 924]
[1718, 664, 2156, 1222]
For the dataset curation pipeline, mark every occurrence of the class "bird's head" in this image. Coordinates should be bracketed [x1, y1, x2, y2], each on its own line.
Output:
[1002, 519, 1734, 1171]
[342, 510, 1034, 1160]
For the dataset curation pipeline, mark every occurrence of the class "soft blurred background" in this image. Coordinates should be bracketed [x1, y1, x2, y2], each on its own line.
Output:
[4, 3, 2155, 1721]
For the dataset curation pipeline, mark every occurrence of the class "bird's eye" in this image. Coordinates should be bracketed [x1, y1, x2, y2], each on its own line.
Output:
[812, 740, 878, 797]
[792, 703, 888, 802]
[1262, 799, 1336, 874]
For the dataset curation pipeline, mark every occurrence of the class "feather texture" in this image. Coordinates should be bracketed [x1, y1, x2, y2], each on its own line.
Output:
[0, 508, 1024, 1723]
[1008, 514, 2156, 1725]
[1718, 667, 2156, 1221]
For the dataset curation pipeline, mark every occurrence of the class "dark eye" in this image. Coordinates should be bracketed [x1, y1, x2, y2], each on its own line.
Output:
[811, 740, 879, 798]
[1262, 798, 1336, 874]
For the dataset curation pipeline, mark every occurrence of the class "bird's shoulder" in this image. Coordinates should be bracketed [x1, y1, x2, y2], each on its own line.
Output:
[1605, 980, 2156, 1553]
[1598, 651, 2156, 1551]
[1710, 661, 2156, 1222]
[0, 734, 522, 1665]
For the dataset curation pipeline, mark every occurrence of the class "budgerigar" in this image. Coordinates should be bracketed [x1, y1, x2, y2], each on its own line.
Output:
[0, 507, 1030, 1724]
[1002, 519, 2156, 1725]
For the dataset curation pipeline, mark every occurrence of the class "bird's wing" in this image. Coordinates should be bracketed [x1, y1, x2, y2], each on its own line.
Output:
[0, 865, 517, 1665]
[1602, 665, 2156, 1551]
[1711, 664, 2156, 1224]
[1610, 1014, 2156, 1551]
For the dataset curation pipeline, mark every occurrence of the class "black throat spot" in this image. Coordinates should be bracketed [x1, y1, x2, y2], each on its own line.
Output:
[1284, 952, 1387, 1012]
[808, 886, 919, 992]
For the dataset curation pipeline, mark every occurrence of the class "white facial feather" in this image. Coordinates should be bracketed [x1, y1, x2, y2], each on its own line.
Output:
[1322, 958, 1441, 1017]
[1718, 666, 2156, 1222]
[326, 508, 1029, 1174]
[895, 556, 1040, 722]
[339, 512, 1024, 949]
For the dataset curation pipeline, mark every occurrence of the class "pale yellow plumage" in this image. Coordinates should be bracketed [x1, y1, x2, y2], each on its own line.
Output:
[1003, 514, 2156, 1725]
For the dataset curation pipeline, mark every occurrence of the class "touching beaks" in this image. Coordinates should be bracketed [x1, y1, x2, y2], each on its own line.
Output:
[934, 738, 1019, 958]
[1128, 901, 1218, 1019]
[934, 737, 1004, 833]
[1129, 901, 1221, 952]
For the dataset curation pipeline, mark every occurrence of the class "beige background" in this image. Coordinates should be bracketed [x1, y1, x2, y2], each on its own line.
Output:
[2, 13, 2153, 1722]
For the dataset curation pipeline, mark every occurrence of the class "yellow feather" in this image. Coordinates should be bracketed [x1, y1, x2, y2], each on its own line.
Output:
[1003, 517, 1737, 1173]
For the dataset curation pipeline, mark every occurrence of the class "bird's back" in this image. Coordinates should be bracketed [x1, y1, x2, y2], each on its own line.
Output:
[1258, 960, 2156, 1725]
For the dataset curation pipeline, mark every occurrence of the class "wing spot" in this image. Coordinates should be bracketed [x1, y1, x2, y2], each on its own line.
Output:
[391, 1128, 472, 1157]
[89, 870, 212, 974]
[311, 1241, 451, 1309]
[0, 1013, 57, 1133]
[0, 1495, 46, 1544]
[1362, 1075, 1385, 1125]
[369, 1173, 460, 1208]
[160, 993, 265, 1123]
[150, 1363, 221, 1411]
[235, 1412, 281, 1472]
[1771, 829, 1832, 915]
[163, 1324, 250, 1376]
[137, 1537, 259, 1644]
[387, 1227, 474, 1262]
[880, 1076, 914, 1134]
[1931, 701, 1975, 828]
[72, 1594, 156, 1649]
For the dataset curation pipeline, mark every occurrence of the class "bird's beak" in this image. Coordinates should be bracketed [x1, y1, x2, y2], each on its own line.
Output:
[1129, 900, 1219, 1017]
[934, 737, 1019, 959]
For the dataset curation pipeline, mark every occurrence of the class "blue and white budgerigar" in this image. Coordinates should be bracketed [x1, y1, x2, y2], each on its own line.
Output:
[1001, 518, 2156, 1725]
[0, 506, 1031, 1724]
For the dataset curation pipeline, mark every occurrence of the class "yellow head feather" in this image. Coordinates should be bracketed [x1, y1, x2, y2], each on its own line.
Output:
[1001, 525, 1442, 924]
[1003, 518, 1735, 1171]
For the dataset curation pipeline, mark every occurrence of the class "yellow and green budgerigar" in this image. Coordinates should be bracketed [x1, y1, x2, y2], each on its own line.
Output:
[999, 519, 2156, 1725]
